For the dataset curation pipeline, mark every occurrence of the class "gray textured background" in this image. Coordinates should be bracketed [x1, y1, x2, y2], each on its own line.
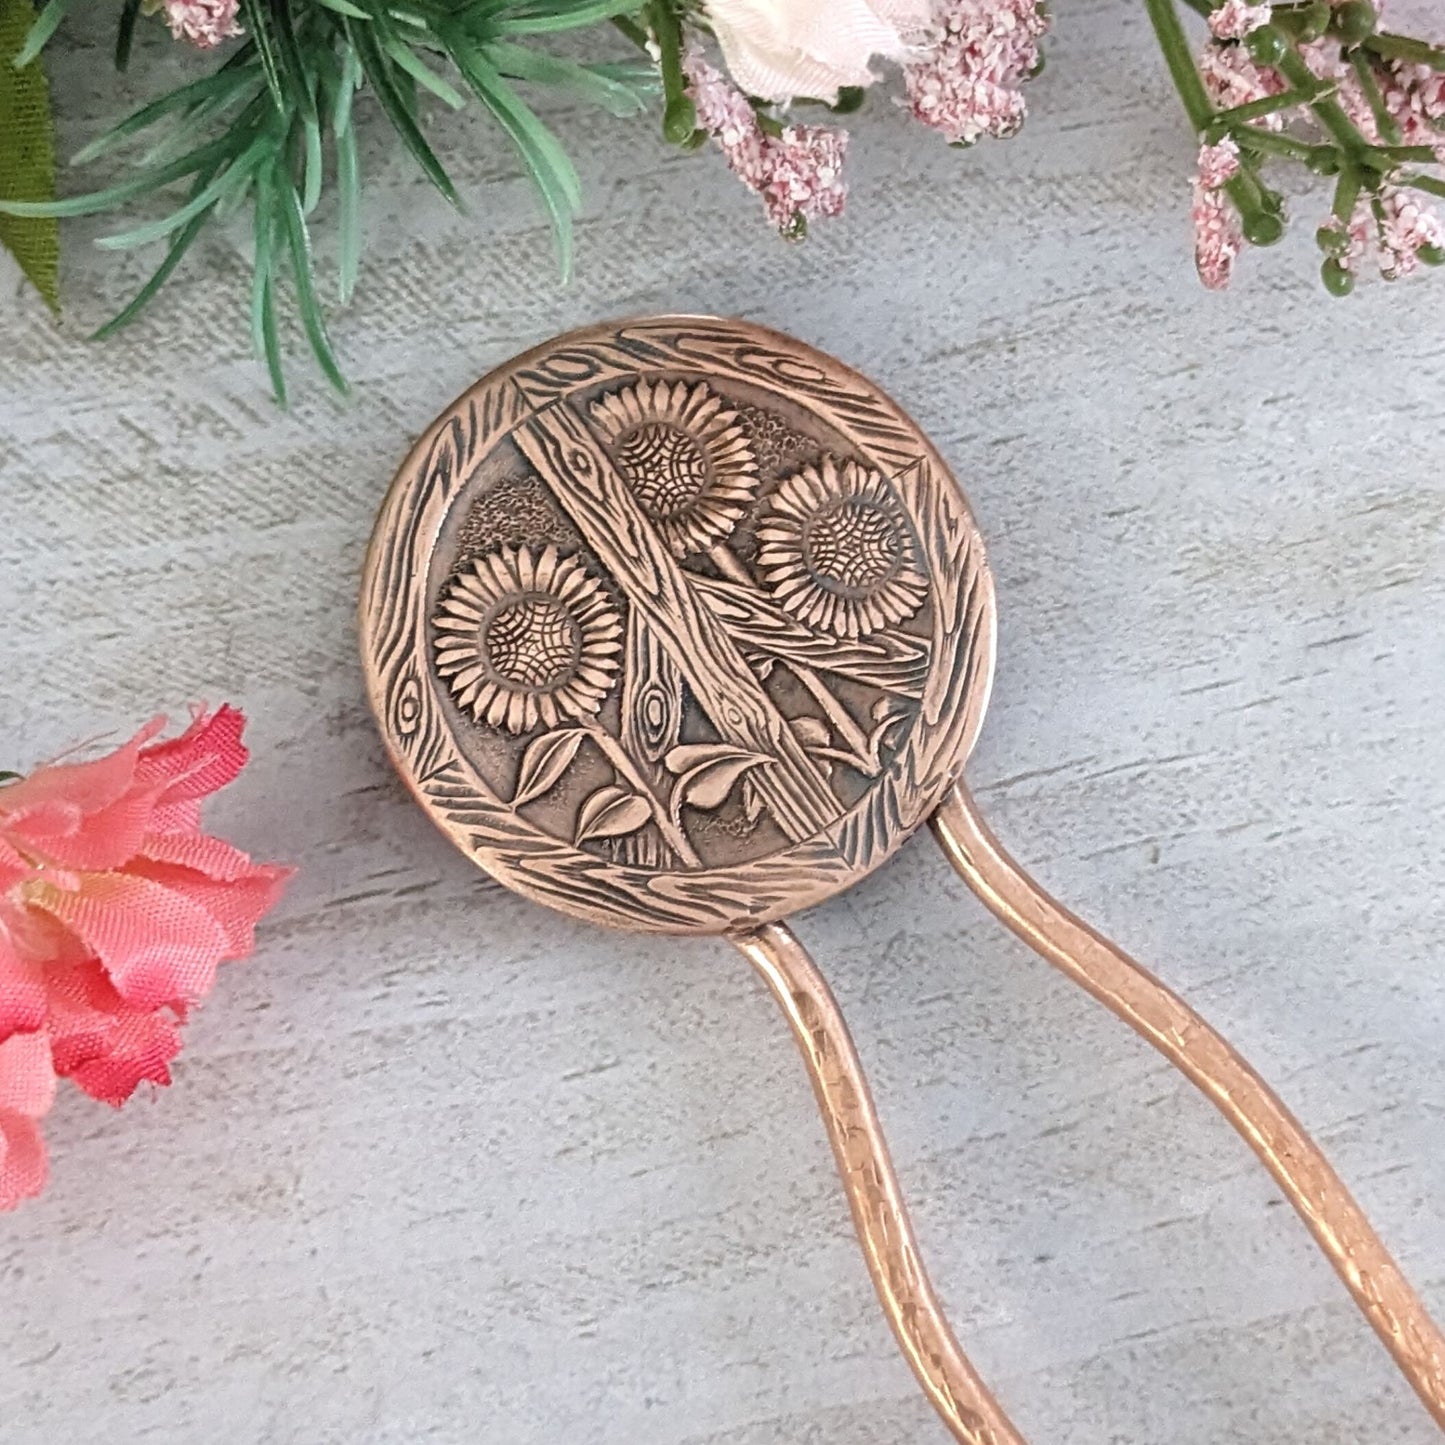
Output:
[2, 2, 1442, 1441]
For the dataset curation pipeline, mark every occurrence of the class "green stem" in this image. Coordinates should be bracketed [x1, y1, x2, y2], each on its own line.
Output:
[647, 0, 695, 143]
[1233, 128, 1318, 160]
[1349, 48, 1401, 144]
[1275, 45, 1368, 153]
[1331, 164, 1362, 222]
[1363, 32, 1445, 69]
[1400, 173, 1445, 200]
[1215, 84, 1326, 126]
[610, 12, 648, 51]
[1144, 0, 1214, 131]
[1373, 144, 1439, 163]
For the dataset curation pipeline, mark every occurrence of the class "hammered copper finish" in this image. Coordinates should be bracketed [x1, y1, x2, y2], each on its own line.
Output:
[361, 315, 1445, 1443]
[932, 783, 1445, 1432]
[735, 920, 1026, 1445]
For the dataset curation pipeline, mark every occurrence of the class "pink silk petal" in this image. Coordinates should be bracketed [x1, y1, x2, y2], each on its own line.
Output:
[0, 924, 48, 1035]
[137, 706, 249, 805]
[0, 838, 30, 891]
[127, 860, 293, 958]
[4, 901, 92, 971]
[25, 873, 229, 1011]
[137, 831, 258, 882]
[5, 779, 166, 872]
[147, 799, 202, 837]
[0, 719, 161, 817]
[0, 1030, 56, 1116]
[0, 1033, 54, 1207]
[1, 799, 80, 842]
[0, 1110, 49, 1209]
[47, 962, 182, 1107]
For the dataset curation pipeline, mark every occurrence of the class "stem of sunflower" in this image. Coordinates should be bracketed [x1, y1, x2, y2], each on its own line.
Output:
[582, 719, 702, 869]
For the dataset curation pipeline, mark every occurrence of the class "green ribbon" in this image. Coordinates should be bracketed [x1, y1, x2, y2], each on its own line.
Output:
[0, 0, 59, 313]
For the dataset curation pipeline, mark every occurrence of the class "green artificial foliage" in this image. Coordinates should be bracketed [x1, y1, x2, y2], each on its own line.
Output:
[2, 0, 1444, 396]
[0, 0, 654, 395]
[0, 0, 60, 311]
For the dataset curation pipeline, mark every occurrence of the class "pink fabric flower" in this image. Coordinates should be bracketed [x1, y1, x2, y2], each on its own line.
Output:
[1208, 0, 1272, 41]
[901, 0, 1047, 146]
[0, 707, 291, 1209]
[1192, 138, 1244, 290]
[684, 49, 849, 233]
[162, 0, 242, 49]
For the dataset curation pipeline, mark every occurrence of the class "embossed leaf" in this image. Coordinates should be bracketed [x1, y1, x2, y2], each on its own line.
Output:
[512, 727, 586, 808]
[575, 785, 652, 845]
[662, 743, 742, 776]
[667, 746, 769, 816]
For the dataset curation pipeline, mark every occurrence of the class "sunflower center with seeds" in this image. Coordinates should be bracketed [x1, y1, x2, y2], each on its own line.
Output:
[483, 594, 583, 690]
[802, 499, 904, 595]
[615, 424, 713, 519]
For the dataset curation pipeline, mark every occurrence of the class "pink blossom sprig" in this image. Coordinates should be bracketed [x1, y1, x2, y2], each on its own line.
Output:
[682, 49, 849, 236]
[1193, 136, 1245, 287]
[162, 0, 242, 50]
[901, 0, 1048, 146]
[1149, 0, 1445, 294]
[641, 0, 1049, 247]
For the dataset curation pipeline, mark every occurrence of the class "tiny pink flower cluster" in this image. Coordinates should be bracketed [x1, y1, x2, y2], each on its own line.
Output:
[1327, 186, 1445, 282]
[1192, 137, 1244, 290]
[1303, 39, 1445, 152]
[1207, 0, 1272, 43]
[163, 0, 242, 50]
[1380, 62, 1445, 148]
[901, 0, 1047, 146]
[683, 49, 849, 234]
[1198, 38, 1286, 124]
[1193, 3, 1445, 290]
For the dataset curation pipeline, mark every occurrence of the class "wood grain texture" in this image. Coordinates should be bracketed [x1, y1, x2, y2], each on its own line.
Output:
[1, 2, 1443, 1441]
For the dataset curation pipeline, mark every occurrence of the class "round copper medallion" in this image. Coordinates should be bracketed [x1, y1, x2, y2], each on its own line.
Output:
[360, 317, 996, 934]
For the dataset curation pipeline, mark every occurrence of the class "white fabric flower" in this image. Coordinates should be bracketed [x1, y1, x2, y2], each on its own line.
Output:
[703, 0, 932, 103]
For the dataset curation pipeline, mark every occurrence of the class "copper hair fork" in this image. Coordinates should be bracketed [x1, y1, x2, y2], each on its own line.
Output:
[361, 315, 1445, 1441]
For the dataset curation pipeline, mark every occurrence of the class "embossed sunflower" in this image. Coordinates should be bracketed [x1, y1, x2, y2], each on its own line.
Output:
[755, 456, 928, 638]
[590, 379, 759, 557]
[433, 546, 623, 734]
